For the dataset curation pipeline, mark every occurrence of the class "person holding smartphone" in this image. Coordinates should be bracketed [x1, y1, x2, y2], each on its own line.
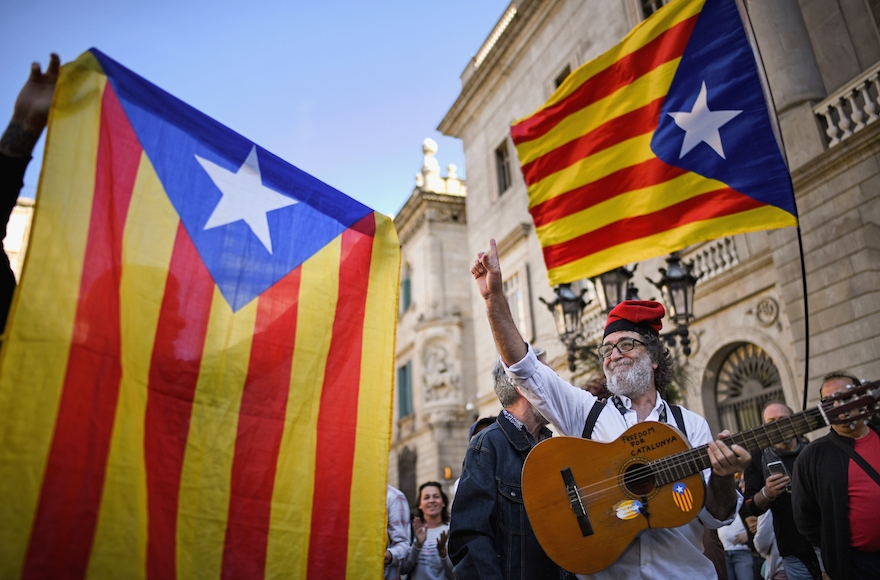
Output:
[743, 402, 821, 580]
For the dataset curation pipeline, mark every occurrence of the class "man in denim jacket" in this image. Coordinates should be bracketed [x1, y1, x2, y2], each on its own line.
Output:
[448, 359, 561, 579]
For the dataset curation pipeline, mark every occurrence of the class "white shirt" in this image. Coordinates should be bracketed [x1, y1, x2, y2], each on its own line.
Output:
[717, 514, 750, 551]
[753, 510, 782, 579]
[385, 485, 411, 580]
[506, 344, 741, 580]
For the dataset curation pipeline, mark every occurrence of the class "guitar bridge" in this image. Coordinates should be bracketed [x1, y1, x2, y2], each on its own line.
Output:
[561, 467, 593, 537]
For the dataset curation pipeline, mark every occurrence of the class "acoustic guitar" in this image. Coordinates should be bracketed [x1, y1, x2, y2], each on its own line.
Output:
[521, 380, 880, 575]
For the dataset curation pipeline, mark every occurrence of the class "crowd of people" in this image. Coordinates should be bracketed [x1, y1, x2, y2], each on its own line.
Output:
[385, 241, 879, 580]
[4, 54, 878, 580]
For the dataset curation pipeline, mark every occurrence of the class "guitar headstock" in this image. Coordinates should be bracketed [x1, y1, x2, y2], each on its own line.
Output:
[820, 379, 880, 425]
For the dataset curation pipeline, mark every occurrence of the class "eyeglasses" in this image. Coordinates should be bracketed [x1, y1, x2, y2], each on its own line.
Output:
[598, 338, 645, 359]
[821, 384, 856, 403]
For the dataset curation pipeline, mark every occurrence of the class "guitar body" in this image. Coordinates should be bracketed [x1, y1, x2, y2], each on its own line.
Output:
[522, 422, 705, 574]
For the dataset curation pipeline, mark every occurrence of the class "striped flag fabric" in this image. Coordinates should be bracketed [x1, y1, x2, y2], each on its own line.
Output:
[672, 481, 694, 512]
[511, 0, 798, 285]
[0, 49, 400, 579]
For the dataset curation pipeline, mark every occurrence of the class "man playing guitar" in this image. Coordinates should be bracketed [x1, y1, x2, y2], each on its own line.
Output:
[471, 239, 751, 578]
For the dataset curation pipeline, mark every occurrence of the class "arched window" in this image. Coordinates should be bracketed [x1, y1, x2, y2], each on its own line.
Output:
[715, 343, 784, 433]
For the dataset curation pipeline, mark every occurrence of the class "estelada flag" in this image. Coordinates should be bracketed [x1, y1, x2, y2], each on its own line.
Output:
[511, 0, 798, 285]
[0, 49, 400, 579]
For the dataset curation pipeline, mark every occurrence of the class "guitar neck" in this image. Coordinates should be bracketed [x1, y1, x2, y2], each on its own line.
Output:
[652, 407, 826, 487]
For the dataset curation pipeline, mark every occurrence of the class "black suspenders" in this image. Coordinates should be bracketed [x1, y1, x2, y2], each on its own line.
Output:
[581, 397, 688, 440]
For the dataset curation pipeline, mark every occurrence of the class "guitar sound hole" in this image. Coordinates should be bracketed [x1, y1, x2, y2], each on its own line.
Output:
[622, 462, 655, 496]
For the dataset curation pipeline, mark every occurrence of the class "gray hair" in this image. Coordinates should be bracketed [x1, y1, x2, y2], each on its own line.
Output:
[641, 333, 674, 397]
[492, 358, 519, 408]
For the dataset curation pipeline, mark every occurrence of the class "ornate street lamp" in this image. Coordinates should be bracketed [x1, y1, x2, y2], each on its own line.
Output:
[591, 265, 637, 314]
[543, 255, 699, 370]
[539, 284, 588, 371]
[647, 253, 700, 356]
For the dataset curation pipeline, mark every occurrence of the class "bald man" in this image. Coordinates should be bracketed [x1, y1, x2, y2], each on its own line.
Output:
[743, 401, 819, 579]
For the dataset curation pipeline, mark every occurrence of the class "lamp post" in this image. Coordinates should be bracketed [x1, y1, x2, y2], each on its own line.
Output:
[543, 255, 699, 369]
[647, 253, 699, 356]
[539, 283, 588, 371]
[591, 265, 637, 314]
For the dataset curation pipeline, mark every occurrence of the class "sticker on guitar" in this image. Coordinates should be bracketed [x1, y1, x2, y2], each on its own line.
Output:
[614, 499, 643, 520]
[672, 482, 693, 512]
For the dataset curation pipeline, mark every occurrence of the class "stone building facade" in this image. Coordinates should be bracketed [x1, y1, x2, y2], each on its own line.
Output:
[5, 197, 34, 281]
[387, 139, 477, 505]
[436, 0, 880, 437]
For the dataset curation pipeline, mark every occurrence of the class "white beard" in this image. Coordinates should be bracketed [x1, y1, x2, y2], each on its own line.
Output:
[605, 352, 653, 399]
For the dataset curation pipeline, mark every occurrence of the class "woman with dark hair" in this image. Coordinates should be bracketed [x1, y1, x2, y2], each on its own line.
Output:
[400, 482, 454, 580]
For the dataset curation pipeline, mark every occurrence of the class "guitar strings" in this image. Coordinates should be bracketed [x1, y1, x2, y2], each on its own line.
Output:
[545, 390, 878, 509]
[564, 412, 826, 505]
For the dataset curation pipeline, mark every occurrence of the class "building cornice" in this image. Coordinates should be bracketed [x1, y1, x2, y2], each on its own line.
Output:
[395, 190, 468, 246]
[438, 0, 563, 137]
[790, 121, 880, 195]
[496, 222, 532, 256]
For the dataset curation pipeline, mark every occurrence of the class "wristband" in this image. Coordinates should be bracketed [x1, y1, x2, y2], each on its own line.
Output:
[760, 487, 775, 502]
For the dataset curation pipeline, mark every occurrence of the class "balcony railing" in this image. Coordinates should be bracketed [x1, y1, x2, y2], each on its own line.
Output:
[681, 237, 739, 284]
[815, 60, 880, 147]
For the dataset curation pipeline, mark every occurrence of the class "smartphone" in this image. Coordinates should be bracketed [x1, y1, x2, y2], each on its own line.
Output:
[767, 460, 791, 492]
[766, 460, 786, 476]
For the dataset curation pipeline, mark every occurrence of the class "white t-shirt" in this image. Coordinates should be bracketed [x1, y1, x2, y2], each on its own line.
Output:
[717, 514, 750, 551]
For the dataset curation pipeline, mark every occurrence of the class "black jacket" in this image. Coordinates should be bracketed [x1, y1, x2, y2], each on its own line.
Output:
[743, 440, 816, 562]
[792, 425, 880, 579]
[0, 153, 27, 332]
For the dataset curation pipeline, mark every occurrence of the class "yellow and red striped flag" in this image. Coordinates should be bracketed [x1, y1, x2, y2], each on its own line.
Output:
[0, 49, 399, 579]
[512, 0, 798, 284]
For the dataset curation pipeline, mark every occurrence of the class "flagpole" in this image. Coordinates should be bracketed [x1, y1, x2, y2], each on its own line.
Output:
[795, 224, 810, 411]
[735, 0, 810, 409]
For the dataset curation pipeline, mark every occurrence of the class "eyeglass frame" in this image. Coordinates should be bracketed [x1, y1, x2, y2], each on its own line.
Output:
[598, 337, 646, 359]
[820, 383, 856, 404]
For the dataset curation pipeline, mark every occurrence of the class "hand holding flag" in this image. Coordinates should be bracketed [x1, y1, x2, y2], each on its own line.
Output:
[0, 49, 400, 580]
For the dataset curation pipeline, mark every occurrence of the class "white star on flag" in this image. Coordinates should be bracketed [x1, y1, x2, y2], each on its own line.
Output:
[196, 146, 297, 254]
[667, 81, 742, 159]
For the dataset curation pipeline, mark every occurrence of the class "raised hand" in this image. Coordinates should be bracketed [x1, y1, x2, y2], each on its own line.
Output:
[471, 238, 503, 300]
[412, 516, 428, 548]
[437, 529, 449, 559]
[2, 53, 61, 158]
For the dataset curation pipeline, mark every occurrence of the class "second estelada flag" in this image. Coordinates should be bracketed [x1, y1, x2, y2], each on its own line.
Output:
[512, 0, 797, 285]
[0, 49, 400, 579]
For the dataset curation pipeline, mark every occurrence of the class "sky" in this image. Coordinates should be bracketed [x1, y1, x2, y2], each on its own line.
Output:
[0, 0, 511, 216]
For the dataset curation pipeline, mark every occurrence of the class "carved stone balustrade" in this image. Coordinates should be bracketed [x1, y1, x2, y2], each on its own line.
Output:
[815, 61, 880, 147]
[682, 237, 739, 284]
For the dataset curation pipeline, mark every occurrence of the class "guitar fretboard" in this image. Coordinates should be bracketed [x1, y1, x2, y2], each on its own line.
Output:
[651, 407, 825, 487]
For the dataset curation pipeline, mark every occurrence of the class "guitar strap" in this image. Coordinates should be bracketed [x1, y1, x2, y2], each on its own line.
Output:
[581, 397, 688, 440]
[829, 434, 880, 487]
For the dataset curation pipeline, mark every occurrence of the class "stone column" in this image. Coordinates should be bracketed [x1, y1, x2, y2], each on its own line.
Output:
[745, 0, 826, 170]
